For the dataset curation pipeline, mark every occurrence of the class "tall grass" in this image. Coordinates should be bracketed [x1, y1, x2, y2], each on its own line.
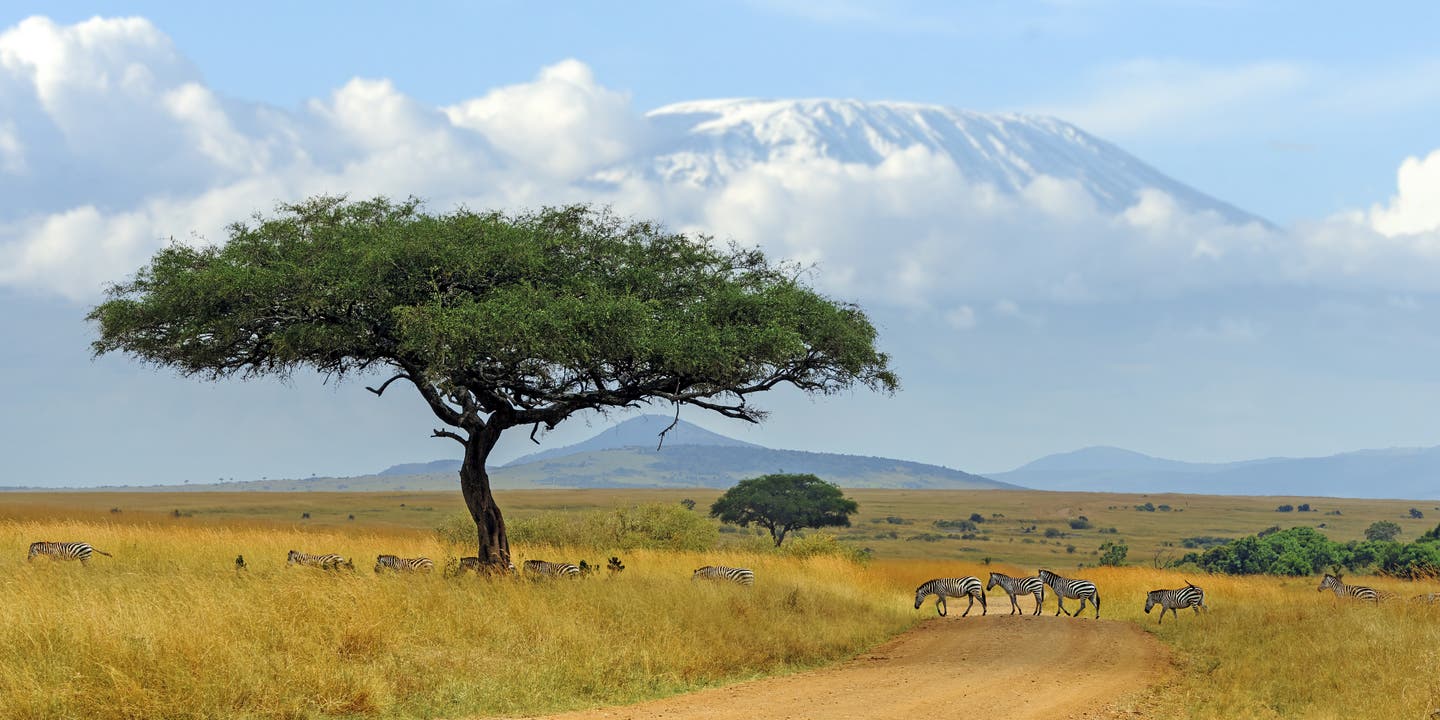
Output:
[0, 519, 914, 720]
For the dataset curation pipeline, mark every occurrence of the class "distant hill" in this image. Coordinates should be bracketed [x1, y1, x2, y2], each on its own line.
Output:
[990, 445, 1440, 499]
[122, 415, 1011, 492]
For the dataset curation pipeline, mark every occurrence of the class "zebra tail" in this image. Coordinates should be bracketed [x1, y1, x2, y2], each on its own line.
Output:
[92, 548, 113, 557]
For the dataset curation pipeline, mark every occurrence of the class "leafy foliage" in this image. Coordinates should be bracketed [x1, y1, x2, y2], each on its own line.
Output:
[1180, 524, 1440, 578]
[710, 473, 858, 546]
[1098, 540, 1129, 566]
[1365, 521, 1402, 542]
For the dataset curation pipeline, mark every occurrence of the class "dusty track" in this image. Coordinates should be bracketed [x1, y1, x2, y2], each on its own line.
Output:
[520, 614, 1167, 720]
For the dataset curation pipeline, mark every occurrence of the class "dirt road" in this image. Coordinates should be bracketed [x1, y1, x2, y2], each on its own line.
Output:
[525, 615, 1167, 720]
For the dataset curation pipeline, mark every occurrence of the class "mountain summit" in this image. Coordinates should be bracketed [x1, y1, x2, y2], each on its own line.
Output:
[592, 98, 1263, 224]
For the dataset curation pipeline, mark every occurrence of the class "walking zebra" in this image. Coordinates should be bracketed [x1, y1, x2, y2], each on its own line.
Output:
[27, 541, 112, 566]
[692, 565, 755, 586]
[374, 554, 435, 573]
[1317, 573, 1389, 602]
[1038, 569, 1101, 618]
[286, 550, 352, 571]
[1144, 581, 1208, 624]
[523, 559, 582, 578]
[914, 577, 987, 617]
[987, 572, 1045, 615]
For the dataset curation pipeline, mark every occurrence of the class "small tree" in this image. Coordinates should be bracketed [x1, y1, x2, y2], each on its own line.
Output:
[89, 198, 896, 569]
[1410, 508, 1425, 520]
[1365, 521, 1402, 542]
[679, 498, 697, 511]
[1098, 540, 1129, 566]
[710, 473, 858, 546]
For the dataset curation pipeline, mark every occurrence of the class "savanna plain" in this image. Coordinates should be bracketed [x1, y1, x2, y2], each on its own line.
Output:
[3, 488, 1438, 719]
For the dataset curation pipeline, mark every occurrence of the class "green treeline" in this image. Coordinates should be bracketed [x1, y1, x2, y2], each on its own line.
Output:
[1179, 523, 1440, 578]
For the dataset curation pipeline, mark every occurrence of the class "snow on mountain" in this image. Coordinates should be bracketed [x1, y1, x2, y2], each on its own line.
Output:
[592, 98, 1264, 225]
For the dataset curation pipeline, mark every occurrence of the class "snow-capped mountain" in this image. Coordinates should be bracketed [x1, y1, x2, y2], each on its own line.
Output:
[595, 98, 1264, 225]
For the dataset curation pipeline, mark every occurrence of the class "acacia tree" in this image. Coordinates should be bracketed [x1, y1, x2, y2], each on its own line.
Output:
[89, 197, 897, 568]
[709, 473, 858, 546]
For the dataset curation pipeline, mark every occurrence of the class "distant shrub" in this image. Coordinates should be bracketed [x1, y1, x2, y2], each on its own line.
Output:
[873, 530, 899, 539]
[934, 519, 978, 532]
[1157, 504, 1172, 512]
[1181, 535, 1232, 549]
[1135, 503, 1156, 512]
[1068, 518, 1092, 530]
[1410, 508, 1425, 519]
[679, 498, 696, 511]
[1276, 504, 1294, 513]
[1297, 503, 1312, 512]
[884, 516, 910, 525]
[1366, 521, 1402, 542]
[1066, 545, 1076, 554]
[1098, 541, 1129, 566]
[1044, 528, 1064, 539]
[905, 533, 947, 543]
[1099, 527, 1119, 534]
[969, 513, 986, 524]
[780, 533, 868, 562]
[1325, 509, 1343, 516]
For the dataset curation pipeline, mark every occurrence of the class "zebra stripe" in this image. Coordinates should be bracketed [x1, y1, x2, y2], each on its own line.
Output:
[374, 554, 435, 573]
[987, 572, 1045, 616]
[692, 565, 755, 586]
[1144, 582, 1208, 624]
[1039, 569, 1101, 618]
[286, 550, 353, 571]
[27, 541, 112, 566]
[524, 560, 582, 578]
[1317, 573, 1386, 602]
[914, 576, 987, 617]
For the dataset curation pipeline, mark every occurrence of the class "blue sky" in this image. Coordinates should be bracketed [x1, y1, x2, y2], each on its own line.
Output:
[2, 3, 1440, 487]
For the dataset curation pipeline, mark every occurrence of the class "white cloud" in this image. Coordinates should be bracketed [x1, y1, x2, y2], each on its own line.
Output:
[4, 15, 1440, 315]
[1370, 149, 1440, 237]
[444, 59, 640, 178]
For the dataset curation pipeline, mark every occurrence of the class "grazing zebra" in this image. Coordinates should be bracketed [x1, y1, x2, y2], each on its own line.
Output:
[374, 554, 435, 573]
[523, 559, 582, 578]
[914, 577, 987, 617]
[454, 556, 483, 575]
[286, 550, 352, 571]
[27, 541, 112, 566]
[1317, 573, 1388, 602]
[1144, 581, 1208, 624]
[987, 572, 1045, 616]
[692, 565, 755, 586]
[1038, 569, 1101, 618]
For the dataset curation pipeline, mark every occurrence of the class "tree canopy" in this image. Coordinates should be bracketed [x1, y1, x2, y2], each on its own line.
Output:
[88, 196, 897, 564]
[709, 473, 858, 546]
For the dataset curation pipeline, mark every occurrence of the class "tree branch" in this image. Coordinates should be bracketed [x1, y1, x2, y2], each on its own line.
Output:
[656, 392, 681, 451]
[365, 373, 408, 397]
[431, 428, 466, 445]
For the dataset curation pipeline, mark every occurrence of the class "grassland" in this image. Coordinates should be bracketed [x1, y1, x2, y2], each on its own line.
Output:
[5, 489, 1440, 719]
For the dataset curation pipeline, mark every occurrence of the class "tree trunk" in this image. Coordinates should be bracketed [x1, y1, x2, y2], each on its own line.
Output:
[772, 527, 786, 547]
[459, 432, 510, 570]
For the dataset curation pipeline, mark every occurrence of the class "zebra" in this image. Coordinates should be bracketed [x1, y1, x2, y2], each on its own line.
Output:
[27, 541, 112, 566]
[914, 577, 987, 617]
[374, 554, 435, 573]
[1038, 569, 1101, 618]
[692, 565, 755, 586]
[987, 572, 1045, 616]
[1144, 581, 1208, 624]
[286, 550, 352, 571]
[523, 559, 582, 578]
[1317, 573, 1389, 602]
[454, 556, 484, 575]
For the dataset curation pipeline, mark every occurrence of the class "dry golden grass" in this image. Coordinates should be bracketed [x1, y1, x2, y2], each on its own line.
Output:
[0, 519, 915, 720]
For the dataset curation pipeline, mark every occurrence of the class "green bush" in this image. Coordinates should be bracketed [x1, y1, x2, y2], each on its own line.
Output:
[437, 503, 719, 552]
[1098, 540, 1129, 566]
[780, 532, 869, 562]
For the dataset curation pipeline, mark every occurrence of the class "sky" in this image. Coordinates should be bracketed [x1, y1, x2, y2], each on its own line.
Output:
[3, 2, 1440, 487]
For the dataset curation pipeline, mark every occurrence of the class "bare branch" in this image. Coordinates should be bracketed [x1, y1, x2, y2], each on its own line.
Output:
[431, 428, 466, 445]
[365, 373, 408, 397]
[656, 399, 681, 451]
[529, 422, 541, 445]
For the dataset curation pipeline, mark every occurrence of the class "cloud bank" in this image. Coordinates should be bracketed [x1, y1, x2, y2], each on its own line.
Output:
[3, 14, 1440, 323]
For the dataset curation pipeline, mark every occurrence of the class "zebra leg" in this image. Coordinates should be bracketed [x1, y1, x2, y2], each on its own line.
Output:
[1033, 589, 1044, 616]
[1055, 596, 1070, 616]
[1009, 591, 1020, 615]
[961, 594, 975, 617]
[980, 590, 987, 616]
[1093, 594, 1100, 619]
[936, 596, 947, 617]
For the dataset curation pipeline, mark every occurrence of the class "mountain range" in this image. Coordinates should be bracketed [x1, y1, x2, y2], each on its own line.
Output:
[989, 445, 1440, 500]
[590, 98, 1266, 225]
